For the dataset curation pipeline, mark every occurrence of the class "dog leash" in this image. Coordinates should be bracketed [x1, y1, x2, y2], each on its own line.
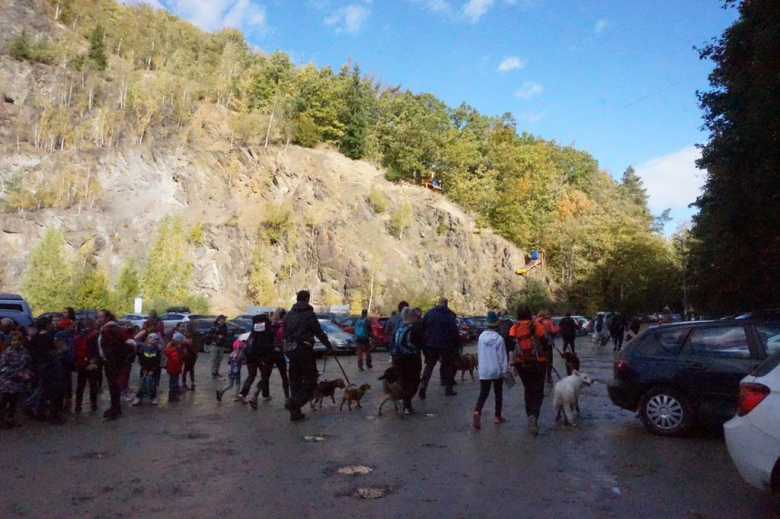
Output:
[330, 350, 352, 386]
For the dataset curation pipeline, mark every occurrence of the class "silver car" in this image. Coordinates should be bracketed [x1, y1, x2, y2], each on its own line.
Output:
[236, 319, 356, 354]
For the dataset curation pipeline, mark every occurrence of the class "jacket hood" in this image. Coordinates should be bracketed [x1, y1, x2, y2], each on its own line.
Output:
[291, 302, 314, 313]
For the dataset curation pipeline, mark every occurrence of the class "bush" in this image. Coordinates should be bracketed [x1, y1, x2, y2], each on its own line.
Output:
[367, 188, 389, 213]
[188, 222, 204, 246]
[388, 202, 412, 239]
[8, 31, 55, 64]
[507, 279, 553, 316]
[261, 203, 296, 246]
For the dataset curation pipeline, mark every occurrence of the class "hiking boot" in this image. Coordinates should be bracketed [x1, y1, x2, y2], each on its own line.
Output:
[290, 411, 306, 422]
[445, 388, 457, 397]
[528, 416, 539, 436]
[216, 390, 222, 402]
[239, 395, 247, 404]
[472, 411, 481, 429]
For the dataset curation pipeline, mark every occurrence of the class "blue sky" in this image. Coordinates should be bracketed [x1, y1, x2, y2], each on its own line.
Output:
[126, 0, 738, 231]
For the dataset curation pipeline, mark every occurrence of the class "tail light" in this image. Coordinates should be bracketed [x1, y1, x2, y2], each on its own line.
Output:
[737, 383, 770, 416]
[614, 360, 631, 379]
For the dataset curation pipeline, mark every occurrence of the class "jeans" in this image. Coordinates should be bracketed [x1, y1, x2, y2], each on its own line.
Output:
[219, 374, 242, 400]
[211, 348, 224, 377]
[136, 372, 157, 401]
[475, 378, 504, 416]
[357, 337, 372, 369]
[288, 348, 317, 413]
[168, 374, 180, 400]
[240, 362, 260, 398]
[515, 362, 546, 418]
[562, 335, 576, 354]
[420, 348, 458, 391]
[258, 356, 290, 399]
[76, 366, 100, 409]
[612, 333, 624, 351]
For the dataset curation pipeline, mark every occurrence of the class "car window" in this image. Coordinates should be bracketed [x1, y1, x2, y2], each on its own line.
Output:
[688, 326, 750, 359]
[755, 325, 780, 355]
[751, 351, 780, 377]
[636, 329, 685, 356]
[0, 303, 25, 312]
[320, 323, 340, 333]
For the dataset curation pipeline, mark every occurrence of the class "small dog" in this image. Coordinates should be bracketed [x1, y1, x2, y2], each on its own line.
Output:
[310, 378, 347, 409]
[378, 367, 403, 418]
[457, 353, 478, 381]
[553, 370, 593, 426]
[340, 383, 371, 411]
[560, 351, 581, 376]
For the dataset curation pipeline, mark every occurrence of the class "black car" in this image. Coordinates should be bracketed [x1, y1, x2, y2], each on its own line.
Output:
[608, 319, 779, 437]
[189, 318, 244, 353]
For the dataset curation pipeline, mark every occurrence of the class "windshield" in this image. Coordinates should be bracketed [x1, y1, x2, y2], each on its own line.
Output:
[320, 322, 341, 333]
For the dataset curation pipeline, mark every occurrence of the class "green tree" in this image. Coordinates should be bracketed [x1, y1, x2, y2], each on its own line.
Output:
[339, 65, 373, 159]
[88, 24, 108, 71]
[690, 0, 780, 313]
[620, 166, 648, 207]
[114, 263, 140, 313]
[72, 269, 110, 310]
[22, 228, 74, 313]
[507, 279, 553, 315]
[141, 217, 194, 303]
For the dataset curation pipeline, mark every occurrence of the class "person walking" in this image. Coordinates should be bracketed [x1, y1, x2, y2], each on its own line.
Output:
[98, 309, 128, 420]
[355, 309, 373, 371]
[472, 311, 509, 429]
[209, 315, 229, 380]
[239, 314, 274, 408]
[391, 307, 424, 414]
[165, 339, 183, 402]
[255, 310, 290, 405]
[0, 332, 32, 428]
[181, 322, 198, 390]
[74, 317, 101, 413]
[559, 312, 578, 354]
[419, 297, 461, 399]
[216, 339, 245, 402]
[282, 291, 332, 422]
[510, 304, 548, 436]
[132, 333, 162, 406]
[610, 313, 626, 352]
[384, 301, 409, 338]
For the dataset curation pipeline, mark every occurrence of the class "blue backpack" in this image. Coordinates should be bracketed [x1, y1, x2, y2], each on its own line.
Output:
[392, 323, 417, 356]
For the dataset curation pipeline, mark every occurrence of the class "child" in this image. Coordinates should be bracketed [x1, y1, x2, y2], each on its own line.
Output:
[181, 324, 198, 391]
[472, 311, 509, 429]
[0, 332, 33, 428]
[216, 339, 245, 402]
[133, 334, 162, 406]
[164, 340, 183, 402]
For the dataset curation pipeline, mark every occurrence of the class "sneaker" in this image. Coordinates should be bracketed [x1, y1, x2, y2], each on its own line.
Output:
[290, 412, 306, 422]
[250, 398, 258, 410]
[445, 389, 457, 397]
[263, 395, 272, 402]
[472, 411, 481, 429]
[131, 398, 141, 406]
[151, 398, 158, 406]
[404, 407, 415, 415]
[494, 416, 506, 425]
[215, 390, 222, 402]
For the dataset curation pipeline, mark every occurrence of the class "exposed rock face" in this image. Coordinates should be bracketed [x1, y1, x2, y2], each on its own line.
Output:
[0, 141, 529, 314]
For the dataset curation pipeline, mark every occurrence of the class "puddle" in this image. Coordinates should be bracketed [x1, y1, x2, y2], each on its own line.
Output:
[356, 486, 390, 499]
[303, 434, 328, 442]
[338, 465, 373, 475]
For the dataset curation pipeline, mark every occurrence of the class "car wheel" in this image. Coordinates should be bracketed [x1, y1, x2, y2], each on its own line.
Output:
[638, 387, 693, 437]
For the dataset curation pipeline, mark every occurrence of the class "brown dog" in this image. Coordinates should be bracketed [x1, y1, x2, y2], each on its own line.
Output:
[340, 384, 371, 411]
[310, 378, 347, 409]
[560, 351, 581, 376]
[458, 353, 478, 381]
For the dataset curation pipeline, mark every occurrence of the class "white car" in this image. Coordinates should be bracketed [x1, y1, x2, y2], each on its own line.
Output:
[119, 314, 148, 328]
[724, 352, 780, 494]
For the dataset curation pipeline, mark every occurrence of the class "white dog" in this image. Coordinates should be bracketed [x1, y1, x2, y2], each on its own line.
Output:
[553, 370, 593, 426]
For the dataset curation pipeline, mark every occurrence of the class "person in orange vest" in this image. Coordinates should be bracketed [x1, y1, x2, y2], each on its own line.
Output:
[509, 304, 549, 436]
[535, 310, 559, 383]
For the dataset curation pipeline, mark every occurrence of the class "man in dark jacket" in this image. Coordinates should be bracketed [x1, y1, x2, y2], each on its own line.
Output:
[559, 312, 578, 353]
[98, 309, 128, 420]
[283, 291, 331, 421]
[419, 297, 460, 398]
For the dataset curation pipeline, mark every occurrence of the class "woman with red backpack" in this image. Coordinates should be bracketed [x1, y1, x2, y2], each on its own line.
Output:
[509, 304, 548, 436]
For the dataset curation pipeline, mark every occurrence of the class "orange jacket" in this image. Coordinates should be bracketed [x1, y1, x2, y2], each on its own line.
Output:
[509, 319, 546, 363]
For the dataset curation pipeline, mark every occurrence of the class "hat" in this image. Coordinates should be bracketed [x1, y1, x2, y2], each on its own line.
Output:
[148, 333, 160, 343]
[58, 318, 75, 330]
[486, 311, 500, 328]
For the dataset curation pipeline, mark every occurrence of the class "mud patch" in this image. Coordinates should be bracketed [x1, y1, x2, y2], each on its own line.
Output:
[355, 486, 391, 499]
[338, 465, 373, 475]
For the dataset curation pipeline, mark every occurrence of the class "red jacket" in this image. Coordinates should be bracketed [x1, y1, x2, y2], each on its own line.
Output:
[165, 344, 183, 375]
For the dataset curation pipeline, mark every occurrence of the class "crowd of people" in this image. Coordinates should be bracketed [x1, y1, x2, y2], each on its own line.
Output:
[0, 291, 576, 436]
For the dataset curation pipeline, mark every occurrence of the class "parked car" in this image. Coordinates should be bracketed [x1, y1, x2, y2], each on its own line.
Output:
[736, 309, 780, 321]
[456, 317, 479, 342]
[119, 314, 148, 328]
[75, 309, 98, 322]
[318, 320, 357, 354]
[230, 318, 253, 333]
[166, 306, 191, 314]
[189, 317, 244, 353]
[0, 310, 32, 328]
[0, 294, 33, 320]
[159, 312, 192, 334]
[468, 316, 489, 336]
[608, 319, 779, 437]
[333, 315, 391, 351]
[724, 351, 780, 494]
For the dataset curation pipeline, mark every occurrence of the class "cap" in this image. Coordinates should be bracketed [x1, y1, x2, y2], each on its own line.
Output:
[486, 311, 500, 327]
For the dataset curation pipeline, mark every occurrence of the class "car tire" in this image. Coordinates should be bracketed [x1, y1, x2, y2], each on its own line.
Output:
[771, 457, 780, 494]
[638, 386, 693, 437]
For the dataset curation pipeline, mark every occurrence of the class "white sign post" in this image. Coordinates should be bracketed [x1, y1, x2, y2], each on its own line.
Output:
[134, 297, 143, 314]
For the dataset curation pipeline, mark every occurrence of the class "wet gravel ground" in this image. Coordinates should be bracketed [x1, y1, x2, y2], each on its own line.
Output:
[1, 336, 778, 519]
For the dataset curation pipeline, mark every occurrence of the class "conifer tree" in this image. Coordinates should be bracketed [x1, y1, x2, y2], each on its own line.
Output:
[22, 228, 74, 313]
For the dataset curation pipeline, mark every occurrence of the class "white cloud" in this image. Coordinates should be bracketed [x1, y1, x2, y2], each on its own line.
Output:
[463, 0, 495, 23]
[497, 56, 525, 72]
[324, 4, 370, 35]
[636, 145, 705, 212]
[412, 0, 452, 13]
[594, 19, 608, 34]
[519, 111, 543, 123]
[514, 81, 543, 99]
[134, 1, 268, 35]
[223, 0, 267, 35]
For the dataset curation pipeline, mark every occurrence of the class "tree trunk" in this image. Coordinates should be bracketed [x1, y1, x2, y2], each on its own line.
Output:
[264, 97, 276, 149]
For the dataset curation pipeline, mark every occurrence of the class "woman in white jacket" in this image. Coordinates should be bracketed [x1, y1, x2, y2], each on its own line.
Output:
[472, 311, 509, 429]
